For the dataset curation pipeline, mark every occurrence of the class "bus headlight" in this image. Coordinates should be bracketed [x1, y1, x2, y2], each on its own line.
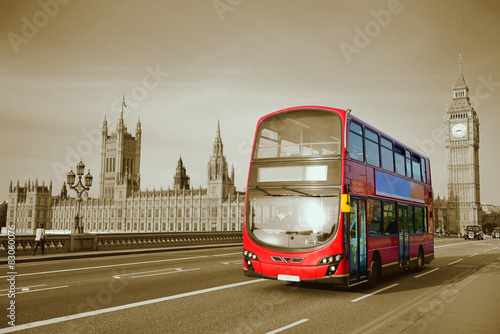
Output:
[243, 249, 260, 262]
[317, 254, 343, 276]
[317, 254, 343, 266]
[243, 249, 260, 271]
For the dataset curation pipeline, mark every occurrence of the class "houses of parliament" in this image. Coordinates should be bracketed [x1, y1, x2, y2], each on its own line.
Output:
[7, 104, 245, 235]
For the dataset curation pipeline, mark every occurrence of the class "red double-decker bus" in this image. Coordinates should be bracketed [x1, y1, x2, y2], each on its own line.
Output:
[243, 106, 434, 287]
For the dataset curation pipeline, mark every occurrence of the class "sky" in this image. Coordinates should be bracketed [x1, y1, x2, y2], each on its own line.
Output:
[0, 0, 499, 205]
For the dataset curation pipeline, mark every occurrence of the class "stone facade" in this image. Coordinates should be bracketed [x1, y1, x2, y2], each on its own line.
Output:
[7, 108, 245, 235]
[443, 55, 482, 234]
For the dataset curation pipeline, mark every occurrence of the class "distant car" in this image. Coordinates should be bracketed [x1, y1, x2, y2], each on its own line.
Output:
[492, 227, 500, 239]
[464, 225, 483, 240]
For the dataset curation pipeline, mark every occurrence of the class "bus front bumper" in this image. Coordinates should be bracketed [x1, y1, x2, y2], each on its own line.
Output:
[243, 263, 349, 286]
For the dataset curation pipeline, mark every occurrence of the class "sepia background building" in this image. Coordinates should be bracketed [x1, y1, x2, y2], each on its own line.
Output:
[7, 110, 245, 235]
[437, 56, 482, 235]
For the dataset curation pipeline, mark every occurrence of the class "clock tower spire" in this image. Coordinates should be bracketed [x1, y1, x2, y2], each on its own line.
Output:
[444, 55, 481, 235]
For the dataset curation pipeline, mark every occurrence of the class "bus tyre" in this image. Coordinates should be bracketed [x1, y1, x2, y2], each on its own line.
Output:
[367, 256, 381, 288]
[416, 249, 424, 272]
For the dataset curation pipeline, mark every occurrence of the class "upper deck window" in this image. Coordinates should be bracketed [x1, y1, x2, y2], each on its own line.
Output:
[394, 144, 405, 176]
[254, 109, 342, 159]
[412, 154, 422, 182]
[349, 121, 364, 162]
[380, 137, 394, 172]
[364, 128, 380, 167]
[405, 150, 412, 179]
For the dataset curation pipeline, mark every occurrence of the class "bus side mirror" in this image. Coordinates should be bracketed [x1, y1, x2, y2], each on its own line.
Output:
[341, 194, 351, 213]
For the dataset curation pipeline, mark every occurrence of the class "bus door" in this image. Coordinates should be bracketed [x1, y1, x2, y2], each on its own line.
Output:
[349, 198, 367, 283]
[398, 204, 410, 269]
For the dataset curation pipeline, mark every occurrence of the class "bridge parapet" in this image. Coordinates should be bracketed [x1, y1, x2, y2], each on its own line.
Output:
[0, 232, 242, 256]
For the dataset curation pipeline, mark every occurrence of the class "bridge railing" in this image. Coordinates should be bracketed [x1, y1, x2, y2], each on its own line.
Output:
[0, 232, 243, 256]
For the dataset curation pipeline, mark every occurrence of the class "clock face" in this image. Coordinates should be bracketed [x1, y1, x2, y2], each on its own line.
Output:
[452, 123, 467, 138]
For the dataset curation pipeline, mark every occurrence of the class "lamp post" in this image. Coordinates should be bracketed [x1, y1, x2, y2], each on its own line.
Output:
[67, 159, 93, 233]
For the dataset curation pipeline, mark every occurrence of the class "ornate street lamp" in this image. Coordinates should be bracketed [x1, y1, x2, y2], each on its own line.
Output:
[67, 159, 93, 233]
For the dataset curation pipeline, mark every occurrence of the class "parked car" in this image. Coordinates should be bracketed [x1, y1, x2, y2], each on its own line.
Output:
[492, 227, 500, 239]
[464, 225, 483, 240]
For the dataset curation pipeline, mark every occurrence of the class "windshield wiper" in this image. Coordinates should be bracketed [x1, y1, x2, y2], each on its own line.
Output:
[281, 185, 320, 197]
[253, 186, 282, 197]
[281, 185, 336, 197]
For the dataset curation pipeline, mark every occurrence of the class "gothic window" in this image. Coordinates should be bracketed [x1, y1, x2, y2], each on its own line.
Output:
[211, 207, 218, 218]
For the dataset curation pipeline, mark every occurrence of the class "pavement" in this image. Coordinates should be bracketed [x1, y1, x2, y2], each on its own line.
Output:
[371, 252, 500, 333]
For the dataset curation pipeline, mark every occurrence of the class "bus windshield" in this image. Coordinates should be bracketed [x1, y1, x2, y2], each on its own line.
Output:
[246, 187, 340, 249]
[253, 109, 342, 159]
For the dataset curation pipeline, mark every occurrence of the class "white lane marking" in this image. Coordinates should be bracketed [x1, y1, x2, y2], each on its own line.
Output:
[0, 284, 47, 292]
[0, 279, 266, 333]
[469, 253, 479, 257]
[221, 260, 242, 265]
[131, 268, 200, 279]
[0, 285, 68, 297]
[212, 252, 242, 257]
[351, 283, 399, 303]
[12, 261, 62, 267]
[482, 249, 491, 253]
[0, 252, 241, 279]
[447, 259, 463, 265]
[414, 268, 440, 278]
[0, 256, 208, 278]
[112, 267, 200, 279]
[266, 319, 310, 334]
[435, 241, 481, 248]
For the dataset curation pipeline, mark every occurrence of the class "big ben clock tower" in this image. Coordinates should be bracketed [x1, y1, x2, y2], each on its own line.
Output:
[444, 55, 482, 235]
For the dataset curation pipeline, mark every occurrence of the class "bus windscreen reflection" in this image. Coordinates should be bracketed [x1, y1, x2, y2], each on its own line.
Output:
[249, 194, 339, 249]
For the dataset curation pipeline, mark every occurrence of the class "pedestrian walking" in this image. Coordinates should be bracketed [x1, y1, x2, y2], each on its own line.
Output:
[32, 224, 46, 256]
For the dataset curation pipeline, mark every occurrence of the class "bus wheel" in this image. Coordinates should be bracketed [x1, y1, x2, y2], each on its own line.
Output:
[416, 249, 424, 272]
[367, 256, 381, 288]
